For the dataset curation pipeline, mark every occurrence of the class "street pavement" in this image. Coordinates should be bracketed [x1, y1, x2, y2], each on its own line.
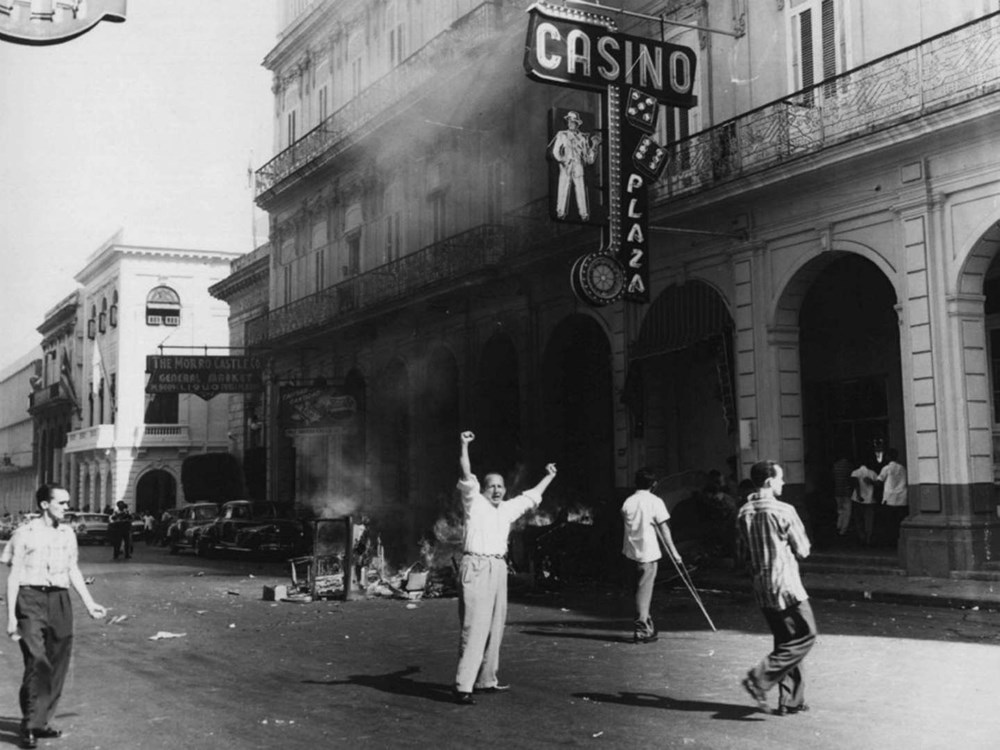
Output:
[0, 544, 998, 749]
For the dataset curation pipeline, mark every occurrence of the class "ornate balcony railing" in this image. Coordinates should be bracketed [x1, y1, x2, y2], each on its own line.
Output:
[247, 224, 513, 345]
[255, 1, 513, 199]
[135, 424, 192, 446]
[657, 11, 1000, 203]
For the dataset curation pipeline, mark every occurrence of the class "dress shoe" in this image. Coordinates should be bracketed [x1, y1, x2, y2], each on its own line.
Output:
[473, 684, 510, 694]
[19, 728, 37, 749]
[775, 704, 810, 716]
[34, 726, 62, 738]
[740, 674, 768, 711]
[455, 691, 476, 705]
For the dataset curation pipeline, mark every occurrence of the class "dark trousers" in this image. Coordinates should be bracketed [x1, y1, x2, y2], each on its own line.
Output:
[111, 522, 132, 559]
[750, 599, 817, 710]
[16, 587, 74, 730]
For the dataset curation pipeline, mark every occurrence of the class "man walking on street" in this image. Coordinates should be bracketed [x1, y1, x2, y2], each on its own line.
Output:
[454, 430, 557, 705]
[4, 484, 107, 748]
[737, 460, 816, 716]
[620, 467, 683, 643]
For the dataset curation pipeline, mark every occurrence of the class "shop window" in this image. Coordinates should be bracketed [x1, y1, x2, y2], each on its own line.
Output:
[146, 286, 181, 326]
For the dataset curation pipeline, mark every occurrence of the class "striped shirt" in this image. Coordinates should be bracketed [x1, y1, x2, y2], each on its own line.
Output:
[736, 492, 810, 610]
[0, 517, 79, 589]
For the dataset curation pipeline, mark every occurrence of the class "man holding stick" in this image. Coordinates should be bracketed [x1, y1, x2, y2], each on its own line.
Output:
[454, 431, 557, 705]
[621, 467, 683, 643]
[737, 460, 816, 716]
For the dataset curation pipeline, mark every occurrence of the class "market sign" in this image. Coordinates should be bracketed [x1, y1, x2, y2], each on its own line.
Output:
[145, 355, 264, 401]
[524, 2, 697, 306]
[0, 0, 126, 46]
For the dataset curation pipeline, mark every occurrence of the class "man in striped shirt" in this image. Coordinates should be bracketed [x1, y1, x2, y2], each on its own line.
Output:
[736, 460, 816, 716]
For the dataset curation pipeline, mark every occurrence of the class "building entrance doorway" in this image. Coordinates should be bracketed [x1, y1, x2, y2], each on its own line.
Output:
[135, 469, 176, 517]
[799, 254, 904, 551]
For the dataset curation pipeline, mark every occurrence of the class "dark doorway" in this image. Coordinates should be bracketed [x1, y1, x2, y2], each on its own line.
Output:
[135, 469, 177, 516]
[473, 333, 521, 481]
[542, 315, 614, 510]
[799, 254, 904, 549]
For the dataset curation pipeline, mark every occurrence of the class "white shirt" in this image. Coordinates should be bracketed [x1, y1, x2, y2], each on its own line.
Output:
[620, 489, 670, 563]
[878, 461, 908, 506]
[457, 476, 541, 556]
[851, 466, 879, 504]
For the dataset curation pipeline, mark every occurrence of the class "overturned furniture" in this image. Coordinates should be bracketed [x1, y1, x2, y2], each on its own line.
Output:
[289, 516, 357, 601]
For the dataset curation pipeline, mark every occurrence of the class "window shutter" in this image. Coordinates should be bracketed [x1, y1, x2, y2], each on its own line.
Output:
[799, 9, 814, 90]
[821, 0, 836, 81]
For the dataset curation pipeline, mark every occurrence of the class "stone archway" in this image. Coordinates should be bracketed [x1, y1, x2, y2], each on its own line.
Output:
[135, 469, 177, 517]
[627, 279, 736, 498]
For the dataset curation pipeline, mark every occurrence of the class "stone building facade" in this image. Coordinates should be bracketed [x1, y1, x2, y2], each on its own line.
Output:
[214, 0, 1000, 575]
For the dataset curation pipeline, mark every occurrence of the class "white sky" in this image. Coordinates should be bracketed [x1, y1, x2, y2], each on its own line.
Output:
[0, 1, 277, 370]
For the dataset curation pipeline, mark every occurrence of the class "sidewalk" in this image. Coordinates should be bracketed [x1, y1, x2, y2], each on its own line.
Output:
[692, 558, 1000, 611]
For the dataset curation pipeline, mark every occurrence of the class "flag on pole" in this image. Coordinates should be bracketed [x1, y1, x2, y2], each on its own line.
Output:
[60, 349, 80, 416]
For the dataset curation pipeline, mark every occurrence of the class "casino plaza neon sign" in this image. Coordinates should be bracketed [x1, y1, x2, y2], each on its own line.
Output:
[524, 2, 697, 306]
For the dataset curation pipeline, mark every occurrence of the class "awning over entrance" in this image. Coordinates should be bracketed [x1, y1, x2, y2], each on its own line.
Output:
[629, 281, 733, 361]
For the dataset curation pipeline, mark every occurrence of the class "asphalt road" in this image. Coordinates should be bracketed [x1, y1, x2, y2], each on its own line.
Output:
[0, 543, 998, 750]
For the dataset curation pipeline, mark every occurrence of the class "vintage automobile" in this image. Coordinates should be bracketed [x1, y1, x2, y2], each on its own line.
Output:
[166, 503, 221, 554]
[67, 512, 111, 545]
[196, 500, 305, 558]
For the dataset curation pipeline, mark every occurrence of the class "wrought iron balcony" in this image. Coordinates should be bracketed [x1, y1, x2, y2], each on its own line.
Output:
[657, 11, 1000, 203]
[28, 382, 74, 414]
[246, 224, 512, 346]
[255, 1, 513, 200]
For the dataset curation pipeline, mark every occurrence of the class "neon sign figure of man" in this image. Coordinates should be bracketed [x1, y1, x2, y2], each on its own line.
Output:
[551, 111, 601, 222]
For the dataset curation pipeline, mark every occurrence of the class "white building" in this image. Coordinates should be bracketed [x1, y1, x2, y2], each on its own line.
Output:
[0, 348, 41, 513]
[43, 231, 241, 514]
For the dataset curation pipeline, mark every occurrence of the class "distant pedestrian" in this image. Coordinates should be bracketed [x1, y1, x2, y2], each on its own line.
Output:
[453, 431, 557, 705]
[3, 484, 107, 748]
[109, 501, 134, 560]
[620, 467, 683, 643]
[877, 448, 908, 545]
[737, 460, 816, 716]
[831, 455, 854, 536]
[851, 459, 879, 547]
[143, 512, 155, 545]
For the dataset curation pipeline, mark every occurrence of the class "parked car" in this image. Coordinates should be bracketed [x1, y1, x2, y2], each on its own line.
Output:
[166, 503, 221, 554]
[156, 508, 184, 546]
[197, 500, 305, 558]
[67, 512, 111, 545]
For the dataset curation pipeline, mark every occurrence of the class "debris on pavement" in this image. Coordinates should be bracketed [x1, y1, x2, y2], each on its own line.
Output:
[149, 631, 186, 640]
[108, 615, 128, 625]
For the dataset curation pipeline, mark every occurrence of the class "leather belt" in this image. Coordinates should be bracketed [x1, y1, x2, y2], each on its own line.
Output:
[463, 552, 506, 559]
[24, 585, 67, 593]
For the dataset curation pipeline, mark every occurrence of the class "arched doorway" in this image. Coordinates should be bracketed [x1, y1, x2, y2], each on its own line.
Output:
[626, 280, 737, 498]
[473, 332, 520, 480]
[419, 347, 460, 540]
[795, 253, 903, 549]
[375, 359, 411, 565]
[542, 314, 614, 510]
[135, 469, 177, 517]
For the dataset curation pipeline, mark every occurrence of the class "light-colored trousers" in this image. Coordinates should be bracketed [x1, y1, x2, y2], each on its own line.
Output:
[455, 555, 507, 692]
